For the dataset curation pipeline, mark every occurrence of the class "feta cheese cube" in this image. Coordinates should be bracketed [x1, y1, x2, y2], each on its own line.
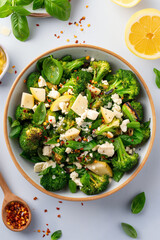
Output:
[21, 92, 34, 109]
[48, 88, 60, 99]
[87, 109, 99, 120]
[98, 142, 114, 157]
[65, 147, 72, 154]
[48, 115, 56, 125]
[59, 102, 68, 113]
[38, 76, 47, 87]
[71, 94, 88, 116]
[42, 146, 52, 157]
[120, 119, 130, 132]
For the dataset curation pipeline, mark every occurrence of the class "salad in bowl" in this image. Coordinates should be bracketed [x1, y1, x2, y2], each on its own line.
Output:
[8, 53, 151, 196]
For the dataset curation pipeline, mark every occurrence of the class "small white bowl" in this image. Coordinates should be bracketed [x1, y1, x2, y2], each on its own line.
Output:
[0, 45, 9, 80]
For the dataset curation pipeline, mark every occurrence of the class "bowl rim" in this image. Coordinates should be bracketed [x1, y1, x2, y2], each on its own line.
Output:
[3, 44, 156, 201]
[0, 45, 9, 80]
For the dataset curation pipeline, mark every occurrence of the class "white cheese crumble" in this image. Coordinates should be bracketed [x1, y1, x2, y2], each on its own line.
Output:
[81, 66, 93, 73]
[104, 102, 112, 109]
[34, 160, 56, 173]
[102, 80, 109, 85]
[98, 142, 115, 157]
[120, 119, 130, 133]
[112, 104, 121, 112]
[48, 88, 60, 99]
[42, 146, 52, 157]
[38, 76, 47, 87]
[45, 103, 50, 108]
[106, 131, 114, 139]
[126, 146, 133, 155]
[73, 162, 82, 169]
[87, 109, 99, 120]
[91, 57, 95, 61]
[70, 171, 82, 187]
[48, 115, 56, 125]
[67, 89, 74, 95]
[111, 93, 122, 105]
[59, 102, 68, 114]
[65, 147, 72, 154]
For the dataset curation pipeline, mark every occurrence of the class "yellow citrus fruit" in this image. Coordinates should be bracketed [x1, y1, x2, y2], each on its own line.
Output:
[125, 9, 160, 59]
[111, 0, 141, 8]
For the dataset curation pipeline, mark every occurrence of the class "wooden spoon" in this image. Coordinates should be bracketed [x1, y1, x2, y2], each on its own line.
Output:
[0, 172, 32, 231]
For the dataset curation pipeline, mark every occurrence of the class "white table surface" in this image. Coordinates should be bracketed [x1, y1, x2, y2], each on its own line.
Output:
[0, 0, 160, 239]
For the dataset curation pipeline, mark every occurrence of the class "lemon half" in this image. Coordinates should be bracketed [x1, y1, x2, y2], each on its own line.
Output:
[111, 0, 141, 8]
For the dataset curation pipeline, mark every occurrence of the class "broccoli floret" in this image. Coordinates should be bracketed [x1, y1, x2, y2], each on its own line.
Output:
[112, 137, 139, 172]
[91, 94, 112, 109]
[80, 170, 109, 195]
[15, 105, 33, 121]
[19, 125, 43, 153]
[26, 72, 40, 93]
[40, 165, 68, 191]
[53, 147, 66, 164]
[90, 60, 111, 83]
[95, 119, 120, 135]
[59, 70, 92, 95]
[107, 69, 140, 101]
[141, 121, 150, 143]
[61, 57, 87, 77]
[122, 101, 143, 122]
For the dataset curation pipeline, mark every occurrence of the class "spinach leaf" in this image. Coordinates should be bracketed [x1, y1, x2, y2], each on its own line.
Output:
[127, 122, 140, 129]
[131, 192, 146, 214]
[8, 116, 13, 126]
[36, 56, 47, 72]
[120, 128, 143, 146]
[91, 119, 102, 130]
[45, 136, 58, 145]
[33, 102, 46, 125]
[0, 3, 13, 18]
[51, 230, 62, 240]
[15, 0, 33, 6]
[86, 88, 92, 104]
[45, 0, 71, 21]
[11, 6, 31, 16]
[9, 125, 22, 138]
[61, 55, 73, 62]
[69, 180, 77, 193]
[33, 0, 44, 10]
[153, 68, 160, 88]
[11, 120, 20, 128]
[11, 12, 29, 41]
[113, 169, 124, 182]
[121, 223, 137, 239]
[20, 151, 42, 163]
[66, 140, 97, 151]
[37, 148, 49, 162]
[43, 56, 63, 84]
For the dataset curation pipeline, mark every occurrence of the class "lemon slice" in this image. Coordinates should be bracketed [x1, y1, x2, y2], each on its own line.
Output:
[125, 9, 160, 59]
[111, 0, 141, 8]
[50, 94, 72, 111]
[86, 161, 113, 177]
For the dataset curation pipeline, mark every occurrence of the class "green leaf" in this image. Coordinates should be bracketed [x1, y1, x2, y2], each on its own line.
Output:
[66, 140, 97, 151]
[127, 122, 141, 129]
[153, 68, 160, 88]
[15, 0, 33, 6]
[0, 0, 7, 8]
[131, 192, 146, 214]
[9, 125, 22, 138]
[43, 56, 63, 84]
[11, 13, 30, 41]
[37, 148, 49, 162]
[69, 180, 77, 193]
[0, 3, 13, 18]
[51, 230, 62, 240]
[33, 102, 46, 125]
[120, 128, 143, 146]
[11, 120, 20, 128]
[33, 0, 44, 10]
[20, 151, 42, 163]
[45, 0, 71, 21]
[113, 169, 124, 182]
[11, 6, 31, 16]
[45, 136, 58, 145]
[121, 223, 137, 239]
[8, 116, 13, 126]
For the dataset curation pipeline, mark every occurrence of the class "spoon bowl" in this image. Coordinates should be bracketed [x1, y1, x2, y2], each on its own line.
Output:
[0, 173, 31, 232]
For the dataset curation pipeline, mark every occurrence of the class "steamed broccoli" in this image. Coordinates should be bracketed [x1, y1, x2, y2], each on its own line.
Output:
[107, 69, 140, 101]
[90, 60, 111, 83]
[40, 165, 68, 191]
[61, 57, 87, 77]
[80, 170, 109, 195]
[141, 121, 150, 143]
[26, 72, 40, 93]
[15, 105, 33, 121]
[59, 70, 92, 95]
[53, 147, 66, 164]
[19, 125, 43, 153]
[122, 101, 143, 122]
[112, 137, 139, 172]
[95, 119, 120, 135]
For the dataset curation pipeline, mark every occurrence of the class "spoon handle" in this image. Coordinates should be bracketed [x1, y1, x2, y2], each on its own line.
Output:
[0, 172, 12, 196]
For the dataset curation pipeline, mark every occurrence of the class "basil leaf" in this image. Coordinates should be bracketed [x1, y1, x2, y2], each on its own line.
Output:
[11, 120, 20, 128]
[43, 56, 63, 84]
[153, 68, 160, 88]
[0, 3, 13, 18]
[33, 102, 46, 125]
[36, 56, 47, 72]
[66, 140, 97, 151]
[11, 6, 31, 16]
[9, 125, 22, 138]
[8, 116, 13, 126]
[121, 223, 137, 239]
[37, 148, 49, 162]
[131, 192, 146, 214]
[45, 0, 71, 21]
[69, 180, 77, 193]
[11, 13, 30, 41]
[51, 230, 62, 240]
[15, 0, 33, 6]
[33, 0, 44, 10]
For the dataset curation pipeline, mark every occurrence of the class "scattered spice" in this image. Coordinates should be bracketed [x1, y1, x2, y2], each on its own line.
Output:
[68, 22, 73, 25]
[0, 81, 2, 84]
[86, 5, 89, 8]
[15, 70, 17, 74]
[37, 229, 41, 233]
[80, 28, 84, 31]
[66, 39, 70, 42]
[60, 31, 63, 34]
[81, 202, 84, 206]
[12, 65, 15, 69]
[87, 24, 91, 27]
[56, 207, 60, 210]
[74, 35, 77, 38]
[5, 201, 29, 230]
[33, 197, 38, 200]
[44, 209, 48, 213]
[59, 201, 63, 203]
[36, 24, 39, 27]
[57, 214, 61, 218]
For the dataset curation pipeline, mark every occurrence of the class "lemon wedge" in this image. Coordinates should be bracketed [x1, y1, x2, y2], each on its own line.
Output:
[111, 0, 141, 8]
[125, 8, 160, 59]
[50, 94, 72, 111]
[86, 161, 113, 177]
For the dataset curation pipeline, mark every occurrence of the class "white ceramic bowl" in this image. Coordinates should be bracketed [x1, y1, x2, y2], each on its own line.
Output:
[4, 45, 156, 201]
[0, 45, 9, 80]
